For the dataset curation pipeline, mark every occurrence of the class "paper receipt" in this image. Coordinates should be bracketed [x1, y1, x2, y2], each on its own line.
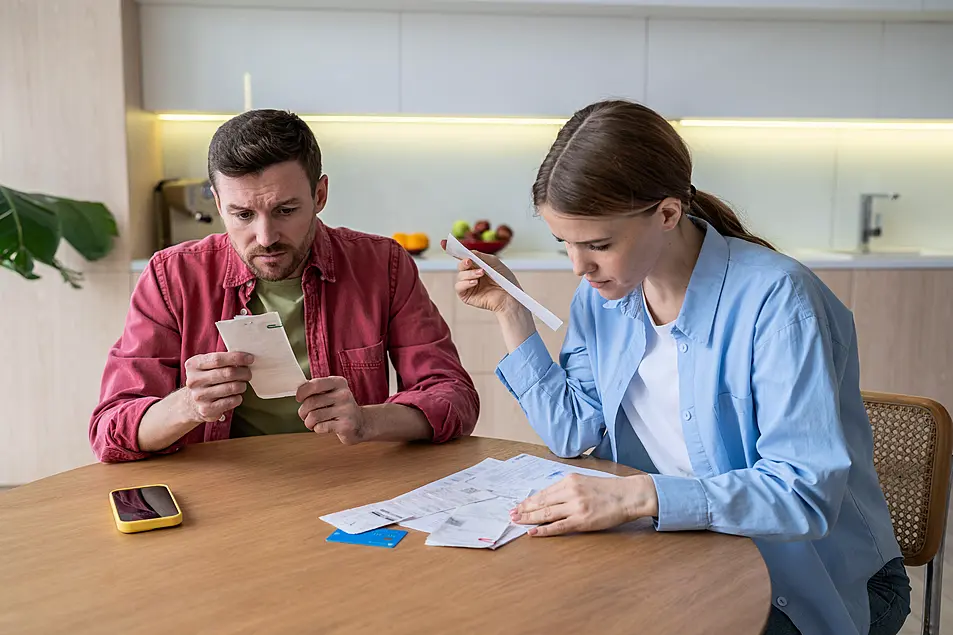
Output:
[443, 234, 563, 331]
[214, 311, 307, 399]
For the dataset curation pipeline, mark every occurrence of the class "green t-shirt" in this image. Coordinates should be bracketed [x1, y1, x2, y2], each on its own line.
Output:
[230, 277, 312, 437]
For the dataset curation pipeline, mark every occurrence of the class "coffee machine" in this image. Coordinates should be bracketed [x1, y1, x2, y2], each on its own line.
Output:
[155, 178, 226, 249]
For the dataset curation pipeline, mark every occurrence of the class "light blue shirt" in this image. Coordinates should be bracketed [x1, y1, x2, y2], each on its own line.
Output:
[496, 219, 902, 635]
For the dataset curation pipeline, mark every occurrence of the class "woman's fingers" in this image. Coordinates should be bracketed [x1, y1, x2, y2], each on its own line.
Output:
[511, 502, 572, 526]
[529, 519, 577, 537]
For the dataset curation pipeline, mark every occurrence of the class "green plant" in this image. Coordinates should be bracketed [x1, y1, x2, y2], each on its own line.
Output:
[0, 185, 118, 288]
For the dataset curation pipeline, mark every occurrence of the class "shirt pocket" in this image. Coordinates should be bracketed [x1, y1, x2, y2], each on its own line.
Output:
[338, 340, 389, 405]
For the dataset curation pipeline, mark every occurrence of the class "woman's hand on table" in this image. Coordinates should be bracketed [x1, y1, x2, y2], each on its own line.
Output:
[509, 474, 660, 537]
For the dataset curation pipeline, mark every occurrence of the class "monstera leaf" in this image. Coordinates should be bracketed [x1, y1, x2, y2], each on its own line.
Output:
[0, 185, 118, 288]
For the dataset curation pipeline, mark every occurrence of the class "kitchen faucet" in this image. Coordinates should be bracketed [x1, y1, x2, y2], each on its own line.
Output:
[859, 192, 899, 254]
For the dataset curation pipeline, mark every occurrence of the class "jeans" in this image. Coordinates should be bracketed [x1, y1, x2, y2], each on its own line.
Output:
[763, 557, 911, 635]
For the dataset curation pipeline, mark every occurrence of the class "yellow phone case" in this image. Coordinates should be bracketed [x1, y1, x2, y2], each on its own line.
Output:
[109, 484, 183, 534]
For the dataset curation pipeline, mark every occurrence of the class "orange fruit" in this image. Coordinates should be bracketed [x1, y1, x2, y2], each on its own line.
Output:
[407, 233, 429, 251]
[392, 232, 409, 248]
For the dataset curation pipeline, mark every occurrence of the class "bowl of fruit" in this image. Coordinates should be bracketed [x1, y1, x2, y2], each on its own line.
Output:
[451, 220, 514, 255]
[392, 232, 430, 256]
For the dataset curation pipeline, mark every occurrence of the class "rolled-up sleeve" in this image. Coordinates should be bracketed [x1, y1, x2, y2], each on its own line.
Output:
[384, 245, 479, 442]
[89, 259, 186, 462]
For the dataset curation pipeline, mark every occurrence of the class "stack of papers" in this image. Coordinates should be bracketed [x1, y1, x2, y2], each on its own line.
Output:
[320, 454, 618, 550]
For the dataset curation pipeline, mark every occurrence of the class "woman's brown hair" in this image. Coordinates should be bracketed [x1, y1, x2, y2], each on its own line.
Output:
[532, 100, 774, 250]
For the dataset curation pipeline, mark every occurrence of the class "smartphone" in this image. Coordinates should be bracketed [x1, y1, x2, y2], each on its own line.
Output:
[109, 484, 183, 534]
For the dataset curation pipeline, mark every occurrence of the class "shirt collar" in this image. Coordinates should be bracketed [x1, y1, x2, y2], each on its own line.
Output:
[675, 218, 729, 345]
[601, 217, 729, 345]
[222, 218, 337, 288]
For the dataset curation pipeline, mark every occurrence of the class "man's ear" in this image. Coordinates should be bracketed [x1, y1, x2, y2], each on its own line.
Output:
[313, 174, 329, 215]
[211, 181, 224, 219]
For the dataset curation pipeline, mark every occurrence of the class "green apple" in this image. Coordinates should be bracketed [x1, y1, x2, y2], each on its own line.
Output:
[451, 220, 470, 239]
[480, 229, 497, 242]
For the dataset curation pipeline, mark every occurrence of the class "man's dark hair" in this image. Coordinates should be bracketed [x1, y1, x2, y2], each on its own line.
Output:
[207, 109, 322, 191]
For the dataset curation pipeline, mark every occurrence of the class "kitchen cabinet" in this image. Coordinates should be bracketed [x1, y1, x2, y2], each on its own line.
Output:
[399, 13, 646, 116]
[138, 5, 953, 120]
[646, 20, 883, 119]
[814, 269, 854, 307]
[140, 5, 400, 114]
[135, 0, 930, 14]
[880, 23, 953, 119]
[851, 269, 953, 413]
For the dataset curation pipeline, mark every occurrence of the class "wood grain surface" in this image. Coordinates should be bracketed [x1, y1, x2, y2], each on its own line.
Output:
[0, 435, 770, 634]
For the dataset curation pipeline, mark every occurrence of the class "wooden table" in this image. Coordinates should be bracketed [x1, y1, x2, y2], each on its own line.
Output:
[0, 435, 771, 634]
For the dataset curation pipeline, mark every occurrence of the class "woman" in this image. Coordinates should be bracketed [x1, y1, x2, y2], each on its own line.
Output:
[454, 100, 910, 635]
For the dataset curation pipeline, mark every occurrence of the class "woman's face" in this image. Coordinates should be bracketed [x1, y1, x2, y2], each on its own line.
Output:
[539, 199, 682, 301]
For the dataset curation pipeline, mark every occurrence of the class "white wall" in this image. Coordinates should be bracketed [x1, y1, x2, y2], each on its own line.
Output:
[159, 120, 953, 253]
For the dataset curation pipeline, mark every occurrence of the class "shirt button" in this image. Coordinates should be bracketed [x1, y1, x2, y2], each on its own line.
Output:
[678, 343, 688, 353]
[246, 281, 254, 287]
[682, 410, 692, 421]
[219, 414, 226, 422]
[777, 597, 787, 607]
[240, 308, 248, 315]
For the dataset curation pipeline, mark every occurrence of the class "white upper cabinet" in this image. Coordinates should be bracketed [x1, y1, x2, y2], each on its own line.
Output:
[140, 5, 400, 114]
[399, 13, 646, 117]
[645, 20, 883, 118]
[880, 23, 953, 119]
[137, 0, 929, 12]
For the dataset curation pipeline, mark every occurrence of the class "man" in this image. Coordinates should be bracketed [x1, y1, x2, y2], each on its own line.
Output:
[90, 109, 478, 462]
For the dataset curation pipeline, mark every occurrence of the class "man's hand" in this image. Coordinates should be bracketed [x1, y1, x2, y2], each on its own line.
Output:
[182, 352, 255, 423]
[296, 376, 366, 445]
[138, 351, 254, 453]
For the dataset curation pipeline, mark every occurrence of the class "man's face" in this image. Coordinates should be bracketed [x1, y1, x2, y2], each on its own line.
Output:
[212, 161, 328, 281]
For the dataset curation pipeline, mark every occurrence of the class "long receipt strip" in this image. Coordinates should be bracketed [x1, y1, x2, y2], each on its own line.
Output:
[443, 234, 563, 331]
[321, 454, 618, 549]
[215, 311, 306, 399]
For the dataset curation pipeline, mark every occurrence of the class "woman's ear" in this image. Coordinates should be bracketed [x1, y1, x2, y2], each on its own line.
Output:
[658, 197, 683, 231]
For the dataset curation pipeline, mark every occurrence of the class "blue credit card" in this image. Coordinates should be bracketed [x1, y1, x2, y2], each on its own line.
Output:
[326, 528, 407, 548]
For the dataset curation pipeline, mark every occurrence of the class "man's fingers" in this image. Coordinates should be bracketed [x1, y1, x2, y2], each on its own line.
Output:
[304, 406, 349, 431]
[296, 376, 349, 402]
[190, 351, 254, 371]
[297, 392, 339, 420]
[192, 394, 243, 421]
[194, 381, 247, 402]
[187, 364, 252, 388]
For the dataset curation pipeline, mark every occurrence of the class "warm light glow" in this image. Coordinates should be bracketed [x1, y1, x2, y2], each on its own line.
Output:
[156, 113, 953, 131]
[156, 113, 568, 125]
[678, 119, 953, 131]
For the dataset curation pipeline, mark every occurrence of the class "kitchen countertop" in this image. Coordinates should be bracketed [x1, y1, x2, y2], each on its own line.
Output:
[129, 248, 953, 274]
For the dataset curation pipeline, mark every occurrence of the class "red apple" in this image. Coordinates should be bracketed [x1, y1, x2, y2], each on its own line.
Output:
[495, 224, 513, 243]
[472, 219, 491, 236]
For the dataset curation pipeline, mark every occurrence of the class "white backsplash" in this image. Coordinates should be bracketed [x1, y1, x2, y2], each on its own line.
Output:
[159, 120, 953, 253]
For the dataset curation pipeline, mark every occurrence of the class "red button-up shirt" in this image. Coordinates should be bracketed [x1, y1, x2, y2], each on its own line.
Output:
[90, 221, 478, 462]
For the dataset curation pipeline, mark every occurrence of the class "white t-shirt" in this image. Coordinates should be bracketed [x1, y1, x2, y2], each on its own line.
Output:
[620, 299, 695, 478]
